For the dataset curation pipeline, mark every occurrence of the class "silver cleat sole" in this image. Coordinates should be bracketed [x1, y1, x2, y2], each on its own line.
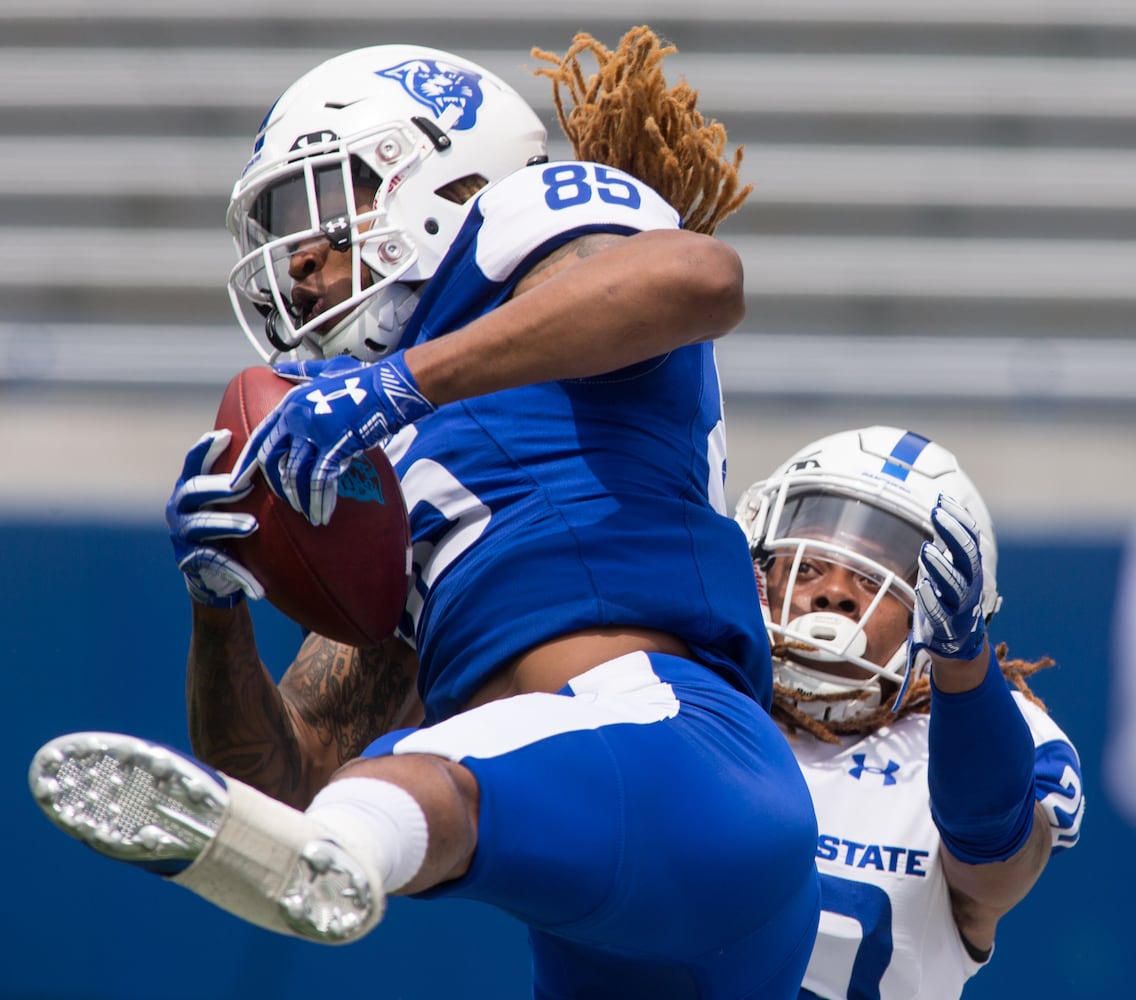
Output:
[280, 839, 379, 942]
[28, 731, 225, 866]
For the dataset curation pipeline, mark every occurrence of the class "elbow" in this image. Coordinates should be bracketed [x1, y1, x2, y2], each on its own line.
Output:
[685, 233, 745, 338]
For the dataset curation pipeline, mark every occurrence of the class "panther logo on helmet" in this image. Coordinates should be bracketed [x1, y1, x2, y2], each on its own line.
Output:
[377, 59, 484, 129]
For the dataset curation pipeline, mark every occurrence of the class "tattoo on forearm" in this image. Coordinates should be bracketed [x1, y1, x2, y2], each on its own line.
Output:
[186, 611, 304, 801]
[281, 638, 419, 767]
[186, 614, 417, 808]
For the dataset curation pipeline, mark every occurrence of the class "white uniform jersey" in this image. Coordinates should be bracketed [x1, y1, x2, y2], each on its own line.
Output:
[788, 692, 1083, 1000]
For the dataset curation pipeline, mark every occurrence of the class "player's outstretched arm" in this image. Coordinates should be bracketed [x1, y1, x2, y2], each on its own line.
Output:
[187, 605, 422, 809]
[916, 496, 1049, 954]
[939, 792, 1052, 956]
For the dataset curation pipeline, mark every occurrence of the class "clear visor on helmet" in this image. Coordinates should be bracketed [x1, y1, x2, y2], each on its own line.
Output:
[768, 493, 926, 586]
[227, 126, 424, 361]
[759, 491, 929, 682]
[258, 163, 354, 242]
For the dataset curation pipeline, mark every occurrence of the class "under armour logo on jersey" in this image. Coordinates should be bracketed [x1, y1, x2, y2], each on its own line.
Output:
[306, 379, 368, 414]
[376, 59, 484, 130]
[848, 754, 900, 785]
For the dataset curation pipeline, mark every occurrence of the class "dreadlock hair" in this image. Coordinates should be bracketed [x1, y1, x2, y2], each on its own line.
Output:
[773, 642, 1055, 745]
[531, 25, 752, 235]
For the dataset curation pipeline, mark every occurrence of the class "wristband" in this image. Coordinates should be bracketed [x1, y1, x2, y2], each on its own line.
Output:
[372, 351, 437, 435]
[928, 652, 1036, 864]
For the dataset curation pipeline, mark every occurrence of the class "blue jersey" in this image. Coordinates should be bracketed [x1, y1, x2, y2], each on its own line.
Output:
[385, 161, 770, 724]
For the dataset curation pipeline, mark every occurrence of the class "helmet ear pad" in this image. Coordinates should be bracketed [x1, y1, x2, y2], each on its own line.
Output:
[226, 44, 547, 363]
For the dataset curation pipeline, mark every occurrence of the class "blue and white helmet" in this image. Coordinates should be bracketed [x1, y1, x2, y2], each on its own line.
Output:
[735, 426, 1001, 721]
[227, 44, 548, 363]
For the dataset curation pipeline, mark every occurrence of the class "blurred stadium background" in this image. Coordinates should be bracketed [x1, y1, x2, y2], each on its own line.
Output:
[2, 2, 1133, 998]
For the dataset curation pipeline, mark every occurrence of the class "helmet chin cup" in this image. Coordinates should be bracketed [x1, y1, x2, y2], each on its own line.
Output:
[784, 612, 868, 663]
[773, 612, 881, 723]
[313, 282, 422, 362]
[772, 659, 884, 723]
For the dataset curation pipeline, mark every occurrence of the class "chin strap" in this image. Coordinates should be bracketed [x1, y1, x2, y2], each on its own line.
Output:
[265, 307, 301, 356]
[891, 639, 921, 712]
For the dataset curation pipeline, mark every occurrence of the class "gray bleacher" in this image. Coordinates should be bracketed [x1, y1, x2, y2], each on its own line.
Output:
[2, 0, 1134, 396]
[2, 1, 1134, 523]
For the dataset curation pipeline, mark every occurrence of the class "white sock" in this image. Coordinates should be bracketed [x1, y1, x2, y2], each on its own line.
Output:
[307, 777, 429, 893]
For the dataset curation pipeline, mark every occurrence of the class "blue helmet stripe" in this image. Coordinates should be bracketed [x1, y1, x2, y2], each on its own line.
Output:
[880, 431, 931, 481]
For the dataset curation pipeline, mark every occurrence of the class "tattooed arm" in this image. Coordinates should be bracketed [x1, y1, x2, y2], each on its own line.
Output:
[186, 603, 421, 809]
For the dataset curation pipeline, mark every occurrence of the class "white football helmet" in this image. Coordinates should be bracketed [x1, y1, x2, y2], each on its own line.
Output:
[735, 426, 1002, 722]
[227, 45, 548, 363]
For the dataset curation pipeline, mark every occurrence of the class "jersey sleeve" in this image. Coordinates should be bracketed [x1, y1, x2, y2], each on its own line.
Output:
[400, 160, 682, 350]
[1014, 693, 1085, 854]
[470, 161, 681, 282]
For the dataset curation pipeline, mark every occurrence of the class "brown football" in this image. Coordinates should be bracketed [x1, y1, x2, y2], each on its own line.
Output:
[210, 366, 412, 647]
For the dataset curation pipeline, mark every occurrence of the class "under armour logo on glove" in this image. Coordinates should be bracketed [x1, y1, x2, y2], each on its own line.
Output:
[232, 351, 435, 525]
[306, 379, 368, 413]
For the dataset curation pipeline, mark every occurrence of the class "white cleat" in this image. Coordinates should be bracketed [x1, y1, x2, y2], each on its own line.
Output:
[29, 732, 385, 944]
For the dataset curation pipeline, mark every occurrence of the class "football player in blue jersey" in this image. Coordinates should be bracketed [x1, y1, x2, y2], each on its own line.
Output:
[29, 29, 822, 998]
[735, 426, 1084, 1000]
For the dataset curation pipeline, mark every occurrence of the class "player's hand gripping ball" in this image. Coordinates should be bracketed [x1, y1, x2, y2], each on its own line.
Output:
[211, 366, 412, 646]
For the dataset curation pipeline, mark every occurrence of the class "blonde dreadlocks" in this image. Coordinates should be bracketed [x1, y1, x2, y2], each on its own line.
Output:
[531, 26, 752, 235]
[773, 643, 1055, 745]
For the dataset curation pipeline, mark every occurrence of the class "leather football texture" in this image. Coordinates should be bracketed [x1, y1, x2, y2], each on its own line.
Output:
[212, 366, 412, 647]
